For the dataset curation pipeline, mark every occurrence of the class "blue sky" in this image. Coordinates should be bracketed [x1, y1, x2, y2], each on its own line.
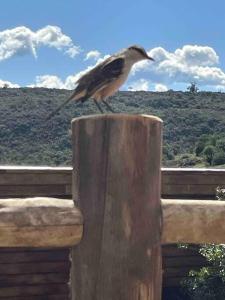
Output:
[1, 0, 225, 91]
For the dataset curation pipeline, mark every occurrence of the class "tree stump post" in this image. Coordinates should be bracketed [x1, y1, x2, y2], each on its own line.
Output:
[71, 114, 162, 300]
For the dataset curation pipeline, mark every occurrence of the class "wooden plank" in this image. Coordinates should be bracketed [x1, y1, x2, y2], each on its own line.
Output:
[0, 250, 69, 263]
[0, 261, 70, 274]
[0, 273, 69, 287]
[162, 174, 225, 185]
[162, 245, 199, 257]
[0, 283, 69, 297]
[0, 225, 82, 247]
[0, 166, 225, 198]
[0, 198, 80, 226]
[0, 185, 68, 197]
[163, 256, 207, 268]
[0, 173, 71, 185]
[0, 166, 72, 173]
[162, 199, 225, 244]
[162, 167, 225, 174]
[164, 267, 198, 277]
[3, 295, 69, 300]
[0, 247, 70, 253]
[71, 114, 162, 300]
[0, 198, 82, 247]
[163, 277, 185, 287]
[162, 184, 218, 197]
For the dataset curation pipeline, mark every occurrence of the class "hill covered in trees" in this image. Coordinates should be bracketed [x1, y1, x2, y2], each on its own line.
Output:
[1, 87, 225, 167]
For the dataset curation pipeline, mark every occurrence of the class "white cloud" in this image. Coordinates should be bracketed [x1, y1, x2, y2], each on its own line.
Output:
[128, 79, 149, 91]
[28, 54, 111, 89]
[30, 67, 94, 89]
[85, 50, 101, 61]
[0, 79, 20, 88]
[132, 45, 225, 88]
[216, 85, 225, 92]
[6, 44, 225, 91]
[29, 75, 64, 89]
[0, 25, 80, 61]
[174, 45, 219, 66]
[155, 83, 168, 92]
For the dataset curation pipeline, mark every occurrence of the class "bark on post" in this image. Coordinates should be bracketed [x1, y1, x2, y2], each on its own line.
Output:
[71, 114, 162, 300]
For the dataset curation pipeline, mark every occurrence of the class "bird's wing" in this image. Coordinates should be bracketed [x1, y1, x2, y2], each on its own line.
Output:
[77, 56, 125, 97]
[45, 56, 124, 121]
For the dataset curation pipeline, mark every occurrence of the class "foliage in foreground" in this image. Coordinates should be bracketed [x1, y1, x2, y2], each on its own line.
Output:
[181, 188, 225, 299]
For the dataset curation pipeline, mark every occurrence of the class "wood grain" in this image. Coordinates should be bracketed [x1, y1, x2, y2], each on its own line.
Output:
[0, 283, 69, 297]
[71, 114, 162, 300]
[0, 197, 83, 247]
[0, 246, 71, 300]
[162, 199, 225, 244]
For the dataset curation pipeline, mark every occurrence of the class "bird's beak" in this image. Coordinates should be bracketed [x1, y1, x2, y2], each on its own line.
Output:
[147, 55, 154, 61]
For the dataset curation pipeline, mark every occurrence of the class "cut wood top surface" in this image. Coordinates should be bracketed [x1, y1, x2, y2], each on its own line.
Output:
[72, 113, 163, 123]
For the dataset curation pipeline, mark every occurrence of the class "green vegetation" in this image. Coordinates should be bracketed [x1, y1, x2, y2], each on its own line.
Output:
[187, 82, 199, 94]
[195, 135, 225, 166]
[165, 189, 225, 300]
[182, 245, 225, 299]
[181, 188, 225, 300]
[0, 87, 225, 167]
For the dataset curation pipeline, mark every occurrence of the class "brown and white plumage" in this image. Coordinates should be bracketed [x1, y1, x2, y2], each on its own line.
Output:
[46, 45, 154, 120]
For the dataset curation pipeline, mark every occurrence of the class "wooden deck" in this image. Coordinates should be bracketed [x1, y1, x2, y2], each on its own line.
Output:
[0, 166, 224, 298]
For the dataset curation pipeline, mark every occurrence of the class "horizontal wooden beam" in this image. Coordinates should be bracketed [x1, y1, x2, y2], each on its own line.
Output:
[0, 198, 83, 247]
[0, 166, 224, 198]
[162, 199, 225, 244]
[1, 197, 225, 247]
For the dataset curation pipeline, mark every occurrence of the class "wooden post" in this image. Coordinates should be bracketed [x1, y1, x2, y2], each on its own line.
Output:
[71, 114, 162, 300]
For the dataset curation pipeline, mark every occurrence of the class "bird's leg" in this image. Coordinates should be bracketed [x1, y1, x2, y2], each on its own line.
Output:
[102, 100, 115, 113]
[93, 99, 104, 113]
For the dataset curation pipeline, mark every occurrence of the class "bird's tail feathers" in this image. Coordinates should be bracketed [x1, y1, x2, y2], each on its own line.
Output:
[45, 89, 87, 121]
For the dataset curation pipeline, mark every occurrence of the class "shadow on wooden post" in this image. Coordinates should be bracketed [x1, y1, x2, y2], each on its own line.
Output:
[71, 114, 163, 300]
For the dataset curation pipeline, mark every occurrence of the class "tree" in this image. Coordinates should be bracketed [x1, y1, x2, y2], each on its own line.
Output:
[216, 139, 225, 152]
[203, 145, 215, 165]
[195, 141, 205, 156]
[2, 83, 9, 89]
[187, 82, 199, 93]
[213, 150, 225, 166]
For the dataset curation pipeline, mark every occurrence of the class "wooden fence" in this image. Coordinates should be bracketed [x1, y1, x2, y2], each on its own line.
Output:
[1, 115, 225, 299]
[0, 166, 224, 199]
[0, 247, 70, 299]
[0, 167, 224, 298]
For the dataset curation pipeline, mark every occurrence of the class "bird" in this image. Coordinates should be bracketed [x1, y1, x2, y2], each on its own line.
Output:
[46, 45, 154, 120]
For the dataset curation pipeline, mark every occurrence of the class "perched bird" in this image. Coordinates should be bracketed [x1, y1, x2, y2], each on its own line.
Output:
[46, 45, 154, 120]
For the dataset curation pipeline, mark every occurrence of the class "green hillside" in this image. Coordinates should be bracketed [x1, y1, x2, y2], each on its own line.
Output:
[1, 87, 225, 167]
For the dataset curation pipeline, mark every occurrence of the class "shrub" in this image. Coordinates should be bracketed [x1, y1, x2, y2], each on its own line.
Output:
[203, 146, 215, 165]
[187, 82, 199, 93]
[195, 141, 205, 156]
[181, 189, 225, 299]
[212, 151, 225, 165]
[177, 154, 202, 167]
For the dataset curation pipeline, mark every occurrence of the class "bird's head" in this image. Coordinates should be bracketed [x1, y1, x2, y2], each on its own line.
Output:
[125, 45, 154, 63]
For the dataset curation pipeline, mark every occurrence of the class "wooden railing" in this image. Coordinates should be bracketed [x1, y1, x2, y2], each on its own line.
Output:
[0, 115, 225, 299]
[0, 166, 224, 198]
